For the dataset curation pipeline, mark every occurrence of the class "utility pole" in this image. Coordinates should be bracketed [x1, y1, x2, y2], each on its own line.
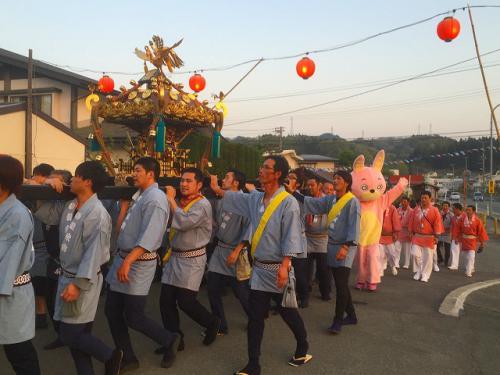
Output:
[25, 49, 33, 178]
[417, 123, 421, 136]
[490, 104, 500, 215]
[330, 126, 334, 135]
[274, 126, 285, 152]
[482, 140, 486, 189]
[289, 117, 294, 136]
[429, 123, 432, 135]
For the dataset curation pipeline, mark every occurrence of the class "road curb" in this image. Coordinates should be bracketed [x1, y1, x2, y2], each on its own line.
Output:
[439, 279, 500, 317]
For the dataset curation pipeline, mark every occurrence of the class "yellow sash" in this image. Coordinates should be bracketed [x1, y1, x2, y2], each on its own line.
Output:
[327, 191, 354, 225]
[162, 196, 204, 264]
[250, 190, 290, 258]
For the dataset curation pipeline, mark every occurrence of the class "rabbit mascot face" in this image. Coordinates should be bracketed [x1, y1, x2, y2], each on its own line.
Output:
[350, 150, 408, 291]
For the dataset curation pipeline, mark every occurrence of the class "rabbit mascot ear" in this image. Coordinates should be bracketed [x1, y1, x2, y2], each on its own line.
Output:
[353, 154, 365, 172]
[372, 150, 385, 172]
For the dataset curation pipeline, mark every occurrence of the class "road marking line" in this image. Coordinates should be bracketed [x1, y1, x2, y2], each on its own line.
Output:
[439, 279, 500, 317]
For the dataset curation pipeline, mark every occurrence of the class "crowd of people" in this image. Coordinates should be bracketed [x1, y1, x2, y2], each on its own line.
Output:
[0, 153, 489, 375]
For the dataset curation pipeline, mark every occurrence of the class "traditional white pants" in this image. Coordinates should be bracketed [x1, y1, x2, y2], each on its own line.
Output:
[397, 241, 414, 269]
[449, 241, 461, 269]
[378, 244, 388, 277]
[412, 244, 434, 281]
[462, 250, 476, 276]
[381, 243, 399, 268]
[393, 240, 402, 267]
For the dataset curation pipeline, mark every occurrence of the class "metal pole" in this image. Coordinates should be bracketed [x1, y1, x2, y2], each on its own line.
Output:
[490, 104, 500, 215]
[25, 49, 33, 178]
[467, 5, 500, 139]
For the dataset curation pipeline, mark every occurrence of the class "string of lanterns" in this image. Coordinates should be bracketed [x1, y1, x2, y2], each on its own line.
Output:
[88, 15, 462, 107]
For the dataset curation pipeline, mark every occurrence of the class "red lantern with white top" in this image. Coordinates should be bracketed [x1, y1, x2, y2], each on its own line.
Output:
[189, 73, 206, 92]
[296, 57, 316, 80]
[437, 16, 461, 42]
[98, 75, 115, 94]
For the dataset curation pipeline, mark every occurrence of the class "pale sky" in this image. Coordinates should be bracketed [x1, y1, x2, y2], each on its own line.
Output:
[2, 0, 500, 139]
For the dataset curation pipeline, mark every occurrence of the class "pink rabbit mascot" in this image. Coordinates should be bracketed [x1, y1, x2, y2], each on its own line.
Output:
[351, 150, 408, 291]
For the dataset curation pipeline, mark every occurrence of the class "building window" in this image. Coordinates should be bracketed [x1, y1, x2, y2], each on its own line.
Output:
[9, 94, 52, 116]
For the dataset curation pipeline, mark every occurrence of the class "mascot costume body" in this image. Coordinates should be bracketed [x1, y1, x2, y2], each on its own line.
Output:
[351, 150, 408, 291]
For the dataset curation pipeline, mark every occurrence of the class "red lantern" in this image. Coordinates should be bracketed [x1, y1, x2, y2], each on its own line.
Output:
[189, 73, 206, 92]
[437, 16, 461, 42]
[98, 75, 115, 94]
[296, 57, 316, 80]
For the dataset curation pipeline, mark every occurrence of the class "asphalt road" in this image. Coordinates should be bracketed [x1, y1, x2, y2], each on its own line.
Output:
[1, 238, 499, 375]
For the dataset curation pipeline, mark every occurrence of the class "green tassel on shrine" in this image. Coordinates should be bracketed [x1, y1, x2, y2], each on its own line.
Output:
[211, 130, 221, 159]
[89, 134, 100, 151]
[156, 118, 165, 153]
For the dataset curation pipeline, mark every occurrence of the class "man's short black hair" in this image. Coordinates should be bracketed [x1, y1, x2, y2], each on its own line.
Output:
[306, 175, 322, 184]
[227, 168, 246, 190]
[265, 155, 289, 185]
[453, 202, 463, 210]
[467, 205, 476, 212]
[421, 190, 432, 198]
[0, 155, 24, 195]
[74, 161, 108, 193]
[401, 196, 410, 201]
[334, 170, 353, 191]
[181, 167, 204, 183]
[442, 201, 450, 207]
[33, 163, 54, 177]
[135, 157, 160, 181]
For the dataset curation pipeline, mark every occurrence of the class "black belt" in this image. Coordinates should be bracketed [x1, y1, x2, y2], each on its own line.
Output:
[217, 239, 238, 249]
[253, 259, 281, 272]
[61, 268, 101, 279]
[118, 249, 158, 262]
[172, 246, 207, 258]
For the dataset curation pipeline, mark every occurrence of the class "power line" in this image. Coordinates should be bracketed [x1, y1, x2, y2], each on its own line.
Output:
[223, 61, 500, 104]
[36, 5, 500, 76]
[224, 47, 500, 127]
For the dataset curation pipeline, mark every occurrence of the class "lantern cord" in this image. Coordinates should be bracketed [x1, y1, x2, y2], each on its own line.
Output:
[36, 4, 500, 77]
[224, 47, 500, 127]
[467, 5, 500, 139]
[222, 59, 264, 100]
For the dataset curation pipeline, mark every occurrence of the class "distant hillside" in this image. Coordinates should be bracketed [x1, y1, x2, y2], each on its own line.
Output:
[230, 133, 499, 175]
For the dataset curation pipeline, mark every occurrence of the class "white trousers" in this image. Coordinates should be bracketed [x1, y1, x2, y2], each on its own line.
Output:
[397, 241, 413, 269]
[449, 241, 461, 269]
[412, 244, 434, 281]
[393, 240, 402, 267]
[378, 244, 388, 276]
[462, 250, 476, 276]
[381, 243, 399, 268]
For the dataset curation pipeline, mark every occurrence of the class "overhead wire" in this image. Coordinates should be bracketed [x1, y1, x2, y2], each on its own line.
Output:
[224, 47, 500, 127]
[35, 5, 500, 76]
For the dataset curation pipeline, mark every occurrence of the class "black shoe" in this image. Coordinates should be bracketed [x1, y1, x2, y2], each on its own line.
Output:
[35, 314, 48, 329]
[119, 359, 139, 373]
[154, 345, 165, 355]
[233, 364, 261, 375]
[320, 295, 331, 301]
[178, 336, 185, 351]
[155, 335, 185, 354]
[161, 333, 181, 368]
[105, 349, 123, 375]
[43, 338, 64, 350]
[203, 318, 221, 346]
[298, 299, 309, 309]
